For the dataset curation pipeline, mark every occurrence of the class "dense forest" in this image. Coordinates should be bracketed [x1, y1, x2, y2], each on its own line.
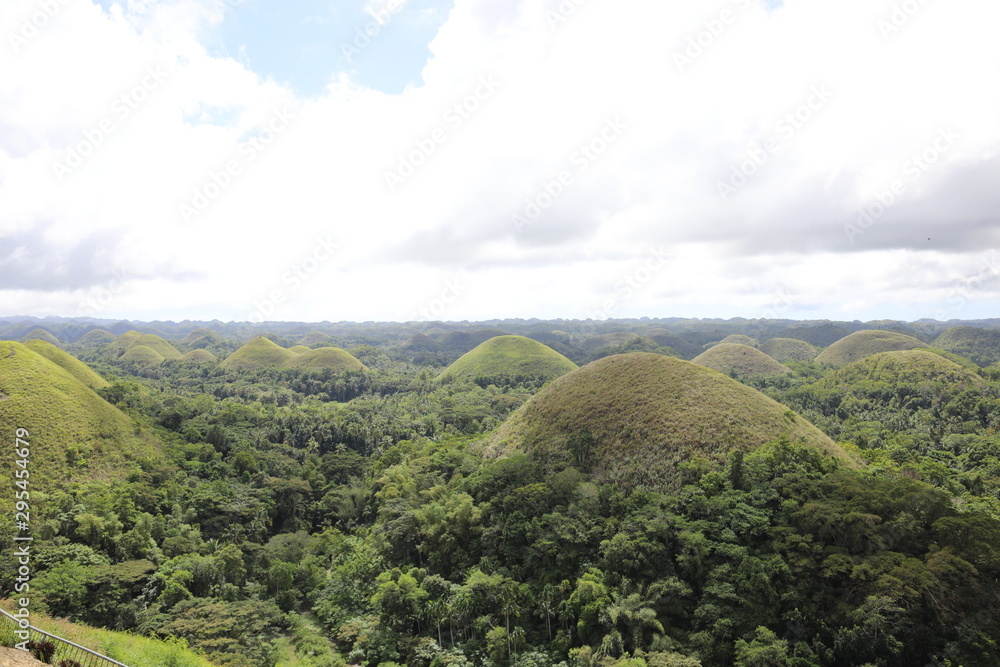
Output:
[2, 317, 1000, 667]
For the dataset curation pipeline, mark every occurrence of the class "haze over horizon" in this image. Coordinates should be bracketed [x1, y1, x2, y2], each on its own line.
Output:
[2, 0, 999, 324]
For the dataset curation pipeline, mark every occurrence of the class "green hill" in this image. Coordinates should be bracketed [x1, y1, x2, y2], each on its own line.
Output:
[182, 349, 218, 364]
[439, 335, 577, 384]
[760, 337, 819, 363]
[180, 327, 223, 349]
[24, 339, 109, 389]
[78, 328, 117, 347]
[0, 341, 162, 489]
[817, 349, 984, 390]
[286, 347, 367, 371]
[774, 324, 855, 347]
[402, 333, 438, 350]
[20, 328, 60, 345]
[932, 326, 1000, 366]
[486, 353, 851, 490]
[288, 345, 311, 354]
[647, 333, 701, 359]
[815, 330, 929, 367]
[693, 343, 792, 376]
[299, 331, 333, 347]
[220, 337, 297, 371]
[718, 334, 759, 348]
[120, 345, 166, 366]
[580, 332, 640, 349]
[111, 331, 183, 361]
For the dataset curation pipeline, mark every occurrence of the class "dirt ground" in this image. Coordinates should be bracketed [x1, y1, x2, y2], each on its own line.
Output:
[0, 647, 46, 667]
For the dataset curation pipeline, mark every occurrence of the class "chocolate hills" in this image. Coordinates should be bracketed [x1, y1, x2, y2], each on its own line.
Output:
[439, 335, 577, 384]
[693, 343, 792, 377]
[815, 330, 930, 367]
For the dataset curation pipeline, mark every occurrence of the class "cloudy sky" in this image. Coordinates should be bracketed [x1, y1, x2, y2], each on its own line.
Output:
[2, 0, 999, 323]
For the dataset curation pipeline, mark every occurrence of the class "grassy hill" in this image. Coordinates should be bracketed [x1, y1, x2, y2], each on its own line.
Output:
[760, 337, 819, 363]
[220, 337, 297, 371]
[0, 341, 162, 490]
[693, 343, 792, 376]
[439, 335, 577, 384]
[180, 327, 223, 349]
[932, 326, 1000, 366]
[0, 601, 214, 667]
[580, 332, 640, 349]
[78, 328, 117, 347]
[815, 330, 929, 367]
[20, 328, 60, 345]
[24, 339, 109, 389]
[298, 331, 333, 347]
[111, 331, 183, 361]
[775, 324, 855, 347]
[817, 349, 984, 390]
[120, 345, 166, 366]
[286, 347, 367, 371]
[486, 353, 851, 490]
[718, 334, 759, 348]
[647, 333, 701, 359]
[288, 345, 310, 354]
[182, 349, 218, 364]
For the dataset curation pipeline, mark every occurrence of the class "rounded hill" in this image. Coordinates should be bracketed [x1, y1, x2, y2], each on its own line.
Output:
[180, 327, 223, 348]
[760, 338, 819, 363]
[182, 349, 218, 364]
[439, 335, 577, 384]
[487, 353, 850, 490]
[111, 331, 182, 361]
[287, 347, 367, 371]
[693, 344, 791, 377]
[120, 345, 166, 366]
[718, 334, 759, 348]
[24, 339, 109, 389]
[815, 330, 929, 367]
[220, 337, 296, 371]
[816, 349, 984, 391]
[20, 328, 60, 345]
[932, 326, 1000, 367]
[78, 328, 117, 347]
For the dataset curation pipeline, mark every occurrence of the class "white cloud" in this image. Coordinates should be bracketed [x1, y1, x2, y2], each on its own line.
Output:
[1, 0, 999, 322]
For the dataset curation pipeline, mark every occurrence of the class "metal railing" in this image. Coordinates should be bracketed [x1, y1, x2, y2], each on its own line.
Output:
[0, 607, 130, 667]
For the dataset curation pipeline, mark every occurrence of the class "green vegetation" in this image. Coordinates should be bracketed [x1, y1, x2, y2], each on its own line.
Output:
[489, 353, 849, 490]
[814, 329, 929, 367]
[288, 345, 311, 354]
[692, 344, 791, 377]
[6, 318, 1000, 667]
[181, 327, 224, 349]
[119, 345, 166, 367]
[759, 337, 818, 363]
[933, 325, 1000, 366]
[20, 328, 60, 345]
[287, 347, 367, 371]
[78, 328, 117, 347]
[220, 336, 298, 371]
[0, 602, 214, 667]
[182, 349, 218, 364]
[439, 335, 577, 386]
[110, 331, 183, 362]
[24, 339, 109, 389]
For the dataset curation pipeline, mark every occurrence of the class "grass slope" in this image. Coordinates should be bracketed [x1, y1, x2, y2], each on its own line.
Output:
[220, 337, 297, 371]
[693, 343, 792, 376]
[287, 347, 367, 371]
[0, 341, 161, 490]
[760, 338, 819, 363]
[110, 331, 183, 361]
[181, 327, 223, 348]
[932, 326, 1000, 366]
[24, 339, 109, 389]
[20, 328, 60, 345]
[647, 334, 701, 359]
[580, 332, 640, 349]
[0, 601, 215, 667]
[120, 345, 166, 366]
[298, 331, 333, 346]
[815, 349, 984, 391]
[487, 353, 850, 490]
[718, 334, 759, 348]
[439, 335, 577, 383]
[288, 345, 311, 354]
[815, 330, 929, 367]
[78, 329, 117, 347]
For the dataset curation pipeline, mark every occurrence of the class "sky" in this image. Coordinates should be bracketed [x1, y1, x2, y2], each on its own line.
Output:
[1, 0, 1000, 324]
